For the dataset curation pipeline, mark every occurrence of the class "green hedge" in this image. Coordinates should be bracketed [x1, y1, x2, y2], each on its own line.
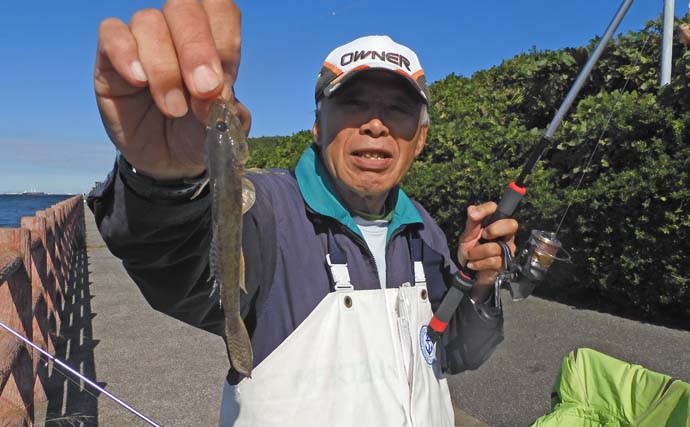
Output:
[247, 17, 690, 322]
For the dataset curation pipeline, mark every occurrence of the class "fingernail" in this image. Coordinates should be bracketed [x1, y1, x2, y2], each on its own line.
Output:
[165, 88, 188, 117]
[192, 65, 220, 93]
[466, 262, 475, 270]
[130, 60, 147, 82]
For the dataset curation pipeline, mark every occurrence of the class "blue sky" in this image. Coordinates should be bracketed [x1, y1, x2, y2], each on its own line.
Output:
[0, 0, 686, 194]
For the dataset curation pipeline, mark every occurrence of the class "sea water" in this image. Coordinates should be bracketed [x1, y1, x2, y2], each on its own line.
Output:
[0, 194, 75, 228]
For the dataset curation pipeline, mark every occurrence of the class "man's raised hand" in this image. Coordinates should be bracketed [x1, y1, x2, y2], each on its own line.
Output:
[94, 0, 251, 180]
[457, 202, 518, 300]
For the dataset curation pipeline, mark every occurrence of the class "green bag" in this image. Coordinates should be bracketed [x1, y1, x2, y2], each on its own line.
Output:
[531, 348, 690, 427]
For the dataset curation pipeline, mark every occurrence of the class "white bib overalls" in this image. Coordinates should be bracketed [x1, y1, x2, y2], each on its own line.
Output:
[220, 234, 455, 426]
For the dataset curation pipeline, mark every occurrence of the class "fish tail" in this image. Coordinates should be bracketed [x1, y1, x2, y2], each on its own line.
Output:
[226, 315, 254, 378]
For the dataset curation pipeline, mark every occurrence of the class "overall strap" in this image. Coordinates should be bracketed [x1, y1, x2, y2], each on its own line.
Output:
[324, 225, 427, 290]
[407, 231, 427, 286]
[326, 227, 353, 292]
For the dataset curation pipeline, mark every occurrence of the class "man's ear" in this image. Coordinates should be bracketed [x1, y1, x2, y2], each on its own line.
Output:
[414, 125, 428, 157]
[312, 121, 319, 143]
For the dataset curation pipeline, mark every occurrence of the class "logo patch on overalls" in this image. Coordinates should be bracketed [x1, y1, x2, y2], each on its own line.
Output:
[419, 325, 435, 365]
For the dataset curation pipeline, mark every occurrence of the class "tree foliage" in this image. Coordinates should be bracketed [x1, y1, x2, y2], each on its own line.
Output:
[246, 131, 313, 169]
[247, 17, 690, 322]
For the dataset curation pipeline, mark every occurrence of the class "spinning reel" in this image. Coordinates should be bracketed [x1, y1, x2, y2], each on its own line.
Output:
[427, 0, 634, 343]
[500, 229, 572, 303]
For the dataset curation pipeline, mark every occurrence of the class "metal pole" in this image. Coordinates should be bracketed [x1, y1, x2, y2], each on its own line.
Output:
[545, 0, 634, 140]
[0, 320, 164, 427]
[661, 0, 675, 87]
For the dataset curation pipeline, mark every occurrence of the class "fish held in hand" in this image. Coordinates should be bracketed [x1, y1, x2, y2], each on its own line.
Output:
[206, 98, 255, 378]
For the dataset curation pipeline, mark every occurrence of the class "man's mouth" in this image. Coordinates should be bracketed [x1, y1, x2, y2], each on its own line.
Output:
[352, 150, 392, 160]
[350, 149, 394, 171]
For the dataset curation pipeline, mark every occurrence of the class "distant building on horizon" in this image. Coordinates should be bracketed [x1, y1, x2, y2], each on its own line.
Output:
[21, 188, 46, 196]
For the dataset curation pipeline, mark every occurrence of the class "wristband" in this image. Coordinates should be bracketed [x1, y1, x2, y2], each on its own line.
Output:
[117, 153, 209, 202]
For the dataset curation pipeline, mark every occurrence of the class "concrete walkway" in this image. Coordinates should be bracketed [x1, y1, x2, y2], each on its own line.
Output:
[47, 208, 690, 426]
[44, 206, 228, 427]
[448, 289, 690, 426]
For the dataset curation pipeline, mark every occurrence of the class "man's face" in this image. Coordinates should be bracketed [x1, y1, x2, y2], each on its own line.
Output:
[313, 70, 428, 207]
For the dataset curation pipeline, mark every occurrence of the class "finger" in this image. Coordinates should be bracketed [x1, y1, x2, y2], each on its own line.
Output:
[95, 18, 148, 97]
[475, 271, 499, 287]
[235, 98, 252, 136]
[457, 202, 498, 266]
[189, 95, 251, 136]
[459, 202, 497, 242]
[163, 0, 224, 98]
[473, 201, 499, 224]
[482, 218, 519, 241]
[202, 0, 242, 85]
[466, 255, 504, 272]
[466, 242, 503, 263]
[130, 8, 188, 118]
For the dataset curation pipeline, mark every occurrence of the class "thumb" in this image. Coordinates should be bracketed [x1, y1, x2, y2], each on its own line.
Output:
[234, 97, 252, 136]
[457, 202, 498, 266]
[459, 205, 484, 244]
[457, 205, 483, 266]
[189, 87, 251, 136]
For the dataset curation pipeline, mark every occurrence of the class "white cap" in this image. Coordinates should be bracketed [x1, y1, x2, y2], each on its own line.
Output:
[314, 35, 429, 104]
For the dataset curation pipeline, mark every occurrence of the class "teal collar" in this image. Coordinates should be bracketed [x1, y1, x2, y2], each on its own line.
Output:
[295, 144, 422, 241]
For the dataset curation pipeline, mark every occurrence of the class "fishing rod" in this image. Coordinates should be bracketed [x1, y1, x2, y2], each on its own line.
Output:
[427, 0, 635, 343]
[0, 319, 165, 427]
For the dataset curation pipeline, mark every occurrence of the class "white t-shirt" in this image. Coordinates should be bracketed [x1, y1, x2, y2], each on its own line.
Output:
[353, 216, 390, 289]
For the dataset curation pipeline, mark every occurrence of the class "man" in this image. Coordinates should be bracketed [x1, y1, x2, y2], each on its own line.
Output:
[89, 1, 519, 425]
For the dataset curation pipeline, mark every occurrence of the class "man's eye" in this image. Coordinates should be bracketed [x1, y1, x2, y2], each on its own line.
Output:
[390, 104, 415, 115]
[340, 98, 364, 106]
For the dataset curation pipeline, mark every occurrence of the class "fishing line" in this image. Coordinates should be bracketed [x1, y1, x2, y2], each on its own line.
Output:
[555, 28, 653, 234]
[12, 344, 103, 425]
[45, 357, 101, 399]
[0, 320, 165, 427]
[427, 0, 644, 341]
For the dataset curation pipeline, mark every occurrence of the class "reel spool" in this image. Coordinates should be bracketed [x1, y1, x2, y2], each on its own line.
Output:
[525, 230, 571, 272]
[507, 230, 571, 300]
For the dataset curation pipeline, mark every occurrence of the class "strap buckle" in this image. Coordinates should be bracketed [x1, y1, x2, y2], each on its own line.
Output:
[326, 254, 353, 291]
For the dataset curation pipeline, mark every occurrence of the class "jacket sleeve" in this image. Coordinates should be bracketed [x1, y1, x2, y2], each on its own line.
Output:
[441, 277, 504, 374]
[86, 159, 275, 337]
[412, 200, 505, 374]
[431, 241, 505, 374]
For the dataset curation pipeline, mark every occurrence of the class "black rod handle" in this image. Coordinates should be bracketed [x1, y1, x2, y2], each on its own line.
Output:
[482, 181, 526, 228]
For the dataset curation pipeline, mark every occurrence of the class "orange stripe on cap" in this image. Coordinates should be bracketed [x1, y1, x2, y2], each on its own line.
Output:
[322, 61, 343, 76]
[411, 69, 425, 80]
[331, 65, 371, 86]
[393, 68, 411, 78]
[350, 65, 371, 73]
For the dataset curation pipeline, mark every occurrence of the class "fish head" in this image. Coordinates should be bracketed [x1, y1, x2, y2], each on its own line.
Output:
[207, 98, 250, 167]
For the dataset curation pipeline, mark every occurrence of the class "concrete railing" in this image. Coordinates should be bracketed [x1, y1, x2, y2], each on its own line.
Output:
[0, 196, 85, 427]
